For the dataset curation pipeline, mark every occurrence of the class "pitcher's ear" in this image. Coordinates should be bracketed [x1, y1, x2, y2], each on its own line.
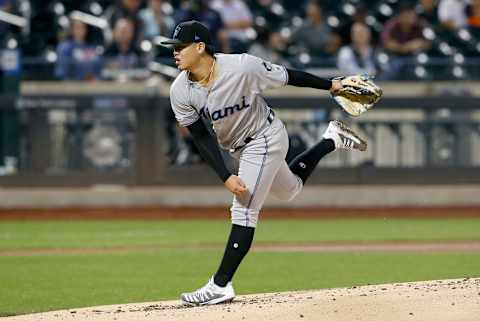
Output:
[196, 42, 206, 54]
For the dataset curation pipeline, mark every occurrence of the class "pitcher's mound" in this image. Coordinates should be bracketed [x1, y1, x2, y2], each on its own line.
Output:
[6, 278, 480, 321]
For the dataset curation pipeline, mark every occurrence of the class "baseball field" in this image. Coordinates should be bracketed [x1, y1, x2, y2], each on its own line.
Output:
[1, 208, 480, 320]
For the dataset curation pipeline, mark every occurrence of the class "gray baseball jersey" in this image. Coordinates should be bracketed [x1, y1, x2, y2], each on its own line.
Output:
[169, 53, 288, 150]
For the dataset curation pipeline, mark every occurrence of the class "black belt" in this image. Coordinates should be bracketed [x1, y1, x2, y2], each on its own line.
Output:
[230, 110, 275, 153]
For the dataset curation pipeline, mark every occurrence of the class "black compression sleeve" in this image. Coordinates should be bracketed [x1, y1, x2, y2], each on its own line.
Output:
[187, 119, 232, 182]
[286, 68, 332, 90]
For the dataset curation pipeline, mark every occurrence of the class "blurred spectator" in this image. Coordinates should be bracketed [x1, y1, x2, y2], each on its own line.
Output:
[382, 5, 430, 55]
[211, 0, 253, 53]
[467, 0, 480, 37]
[55, 19, 102, 80]
[103, 17, 146, 74]
[174, 0, 229, 52]
[438, 0, 469, 30]
[417, 0, 440, 27]
[381, 3, 431, 79]
[105, 0, 144, 43]
[248, 26, 290, 66]
[339, 5, 370, 45]
[139, 0, 175, 39]
[289, 0, 341, 58]
[337, 22, 377, 76]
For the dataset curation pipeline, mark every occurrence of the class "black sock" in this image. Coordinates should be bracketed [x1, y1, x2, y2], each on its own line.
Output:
[214, 224, 255, 287]
[288, 139, 335, 184]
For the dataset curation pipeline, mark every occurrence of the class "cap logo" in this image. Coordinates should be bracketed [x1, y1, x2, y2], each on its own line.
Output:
[194, 35, 200, 41]
[173, 25, 182, 38]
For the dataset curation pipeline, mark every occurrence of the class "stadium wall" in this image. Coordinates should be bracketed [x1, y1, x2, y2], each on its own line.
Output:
[0, 185, 479, 208]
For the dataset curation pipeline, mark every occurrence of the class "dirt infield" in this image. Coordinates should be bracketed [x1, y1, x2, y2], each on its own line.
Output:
[0, 206, 479, 220]
[5, 278, 479, 321]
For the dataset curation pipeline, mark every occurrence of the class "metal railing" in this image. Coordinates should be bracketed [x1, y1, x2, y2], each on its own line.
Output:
[0, 88, 479, 186]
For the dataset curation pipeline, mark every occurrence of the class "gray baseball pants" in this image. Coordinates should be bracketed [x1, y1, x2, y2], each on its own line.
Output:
[230, 117, 303, 227]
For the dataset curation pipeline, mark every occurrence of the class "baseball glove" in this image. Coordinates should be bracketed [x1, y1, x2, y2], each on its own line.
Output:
[331, 74, 383, 117]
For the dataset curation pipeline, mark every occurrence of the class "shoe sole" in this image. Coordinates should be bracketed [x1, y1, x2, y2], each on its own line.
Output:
[333, 121, 367, 151]
[182, 295, 235, 306]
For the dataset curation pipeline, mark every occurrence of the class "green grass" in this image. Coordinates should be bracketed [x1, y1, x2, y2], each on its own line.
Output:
[1, 250, 479, 316]
[1, 218, 480, 316]
[1, 218, 480, 249]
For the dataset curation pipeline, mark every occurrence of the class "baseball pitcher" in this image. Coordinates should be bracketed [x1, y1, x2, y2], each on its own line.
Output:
[162, 20, 381, 306]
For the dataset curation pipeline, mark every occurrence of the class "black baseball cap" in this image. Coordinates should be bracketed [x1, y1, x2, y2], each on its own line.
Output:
[161, 20, 213, 46]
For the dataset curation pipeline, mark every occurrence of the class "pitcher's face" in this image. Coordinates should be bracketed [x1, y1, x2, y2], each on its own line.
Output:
[173, 43, 203, 71]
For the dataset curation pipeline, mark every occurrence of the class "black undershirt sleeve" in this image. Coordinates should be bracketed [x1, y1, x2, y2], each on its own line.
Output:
[286, 68, 333, 90]
[187, 118, 232, 182]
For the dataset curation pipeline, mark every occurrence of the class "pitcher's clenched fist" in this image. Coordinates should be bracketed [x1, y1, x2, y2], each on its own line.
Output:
[224, 175, 247, 197]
